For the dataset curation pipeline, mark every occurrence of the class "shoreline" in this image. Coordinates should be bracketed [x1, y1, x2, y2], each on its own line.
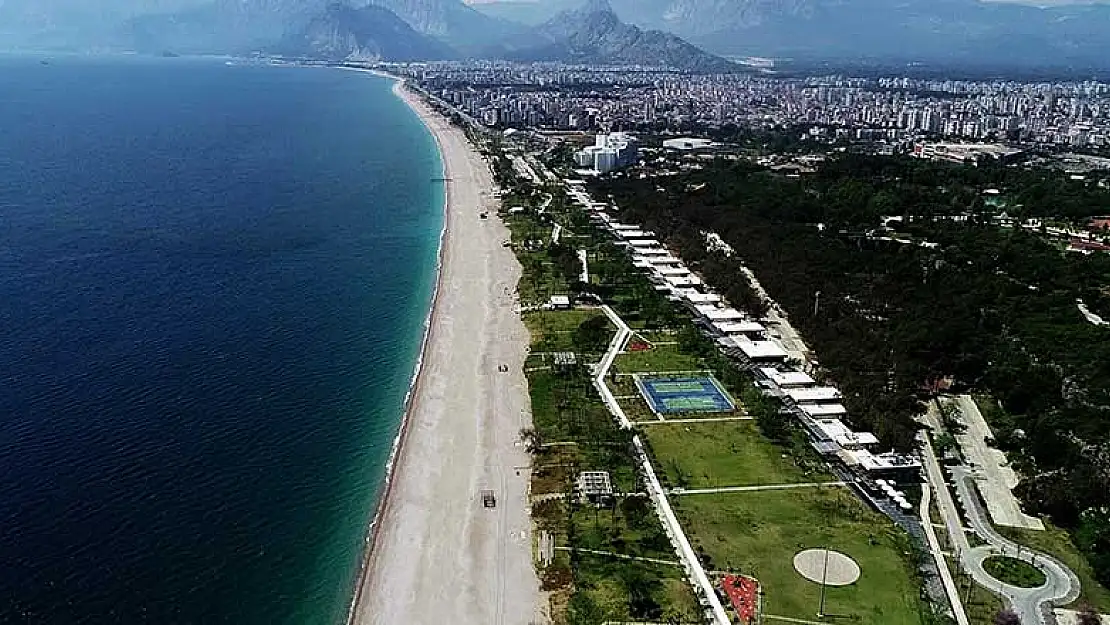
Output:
[344, 71, 543, 625]
[341, 74, 452, 625]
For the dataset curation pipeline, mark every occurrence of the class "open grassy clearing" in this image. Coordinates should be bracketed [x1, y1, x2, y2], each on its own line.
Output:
[614, 343, 704, 374]
[643, 420, 833, 490]
[524, 309, 610, 354]
[674, 488, 924, 625]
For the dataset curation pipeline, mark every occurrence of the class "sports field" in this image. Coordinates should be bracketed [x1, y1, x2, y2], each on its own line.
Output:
[635, 375, 735, 414]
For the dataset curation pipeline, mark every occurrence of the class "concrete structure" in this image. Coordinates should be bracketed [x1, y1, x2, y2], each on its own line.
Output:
[945, 395, 1044, 530]
[663, 137, 715, 151]
[759, 367, 816, 388]
[720, 337, 788, 363]
[576, 471, 614, 505]
[712, 320, 766, 338]
[575, 132, 639, 173]
[549, 295, 572, 310]
[912, 142, 1024, 165]
[785, 387, 842, 404]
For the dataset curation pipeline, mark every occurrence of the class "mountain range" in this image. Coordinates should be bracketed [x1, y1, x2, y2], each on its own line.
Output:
[475, 0, 1110, 67]
[0, 0, 734, 71]
[4, 0, 1110, 69]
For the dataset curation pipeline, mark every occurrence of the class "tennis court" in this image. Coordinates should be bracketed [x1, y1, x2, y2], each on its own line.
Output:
[634, 374, 736, 414]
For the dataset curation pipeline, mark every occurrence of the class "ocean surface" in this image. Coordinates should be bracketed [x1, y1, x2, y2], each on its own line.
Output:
[0, 56, 444, 624]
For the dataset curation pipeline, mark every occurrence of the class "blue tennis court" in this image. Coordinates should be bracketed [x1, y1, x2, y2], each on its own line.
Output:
[634, 375, 736, 414]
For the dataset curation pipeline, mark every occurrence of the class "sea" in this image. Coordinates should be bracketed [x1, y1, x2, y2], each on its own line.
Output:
[0, 55, 444, 624]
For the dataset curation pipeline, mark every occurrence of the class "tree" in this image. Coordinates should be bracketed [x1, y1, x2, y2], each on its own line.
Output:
[573, 315, 611, 354]
[519, 427, 544, 455]
[1076, 605, 1102, 625]
[993, 609, 1021, 625]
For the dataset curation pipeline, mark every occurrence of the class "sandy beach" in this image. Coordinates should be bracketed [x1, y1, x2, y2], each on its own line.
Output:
[347, 80, 543, 625]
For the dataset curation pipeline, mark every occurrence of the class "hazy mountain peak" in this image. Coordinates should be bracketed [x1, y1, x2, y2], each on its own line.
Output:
[535, 0, 735, 71]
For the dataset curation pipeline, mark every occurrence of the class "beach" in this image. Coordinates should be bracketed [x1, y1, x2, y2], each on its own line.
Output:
[347, 80, 543, 625]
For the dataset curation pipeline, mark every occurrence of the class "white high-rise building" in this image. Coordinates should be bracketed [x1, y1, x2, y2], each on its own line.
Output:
[575, 132, 638, 173]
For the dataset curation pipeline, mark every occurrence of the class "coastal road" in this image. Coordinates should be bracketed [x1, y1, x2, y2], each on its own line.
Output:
[349, 84, 542, 625]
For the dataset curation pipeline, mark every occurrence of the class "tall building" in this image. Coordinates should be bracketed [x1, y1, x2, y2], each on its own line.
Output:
[575, 132, 639, 174]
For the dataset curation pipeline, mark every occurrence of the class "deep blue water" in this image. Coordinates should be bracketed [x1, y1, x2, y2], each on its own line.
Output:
[0, 56, 443, 624]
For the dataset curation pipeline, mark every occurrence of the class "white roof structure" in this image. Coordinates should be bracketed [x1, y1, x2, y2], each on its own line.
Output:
[786, 387, 842, 404]
[632, 259, 654, 269]
[665, 275, 702, 287]
[695, 305, 744, 322]
[635, 248, 670, 257]
[647, 255, 684, 266]
[759, 368, 816, 388]
[836, 431, 880, 448]
[847, 450, 922, 472]
[723, 338, 788, 361]
[799, 403, 848, 418]
[629, 239, 662, 248]
[713, 320, 766, 335]
[655, 265, 691, 277]
[813, 418, 854, 440]
[616, 229, 653, 240]
[678, 290, 723, 304]
[811, 418, 877, 448]
[609, 223, 639, 231]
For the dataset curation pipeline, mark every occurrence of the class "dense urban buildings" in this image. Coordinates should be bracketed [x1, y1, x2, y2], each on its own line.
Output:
[386, 61, 1110, 149]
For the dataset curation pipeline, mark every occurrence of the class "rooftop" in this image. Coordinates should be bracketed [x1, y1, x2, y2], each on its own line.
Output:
[785, 387, 842, 404]
[759, 368, 816, 388]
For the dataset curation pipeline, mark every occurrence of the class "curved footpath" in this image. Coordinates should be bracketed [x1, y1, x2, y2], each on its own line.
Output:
[347, 81, 543, 624]
[950, 467, 1080, 624]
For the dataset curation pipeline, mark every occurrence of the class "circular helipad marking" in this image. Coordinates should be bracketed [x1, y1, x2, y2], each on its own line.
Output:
[793, 549, 861, 586]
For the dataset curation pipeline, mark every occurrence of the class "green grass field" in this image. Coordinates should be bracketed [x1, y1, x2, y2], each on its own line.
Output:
[643, 420, 833, 489]
[524, 309, 609, 353]
[983, 556, 1046, 589]
[674, 488, 924, 624]
[615, 344, 704, 374]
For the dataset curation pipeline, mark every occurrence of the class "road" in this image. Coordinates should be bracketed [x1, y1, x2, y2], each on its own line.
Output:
[950, 466, 1080, 624]
[919, 421, 1080, 625]
[946, 395, 1044, 530]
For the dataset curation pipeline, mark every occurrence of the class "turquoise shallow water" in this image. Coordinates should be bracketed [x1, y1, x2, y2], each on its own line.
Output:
[0, 56, 443, 624]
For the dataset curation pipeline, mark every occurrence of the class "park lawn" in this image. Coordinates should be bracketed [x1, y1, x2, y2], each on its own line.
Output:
[644, 420, 833, 489]
[674, 488, 924, 625]
[616, 395, 658, 423]
[571, 557, 701, 624]
[532, 445, 578, 495]
[999, 522, 1110, 611]
[614, 344, 704, 374]
[561, 503, 701, 623]
[524, 309, 609, 353]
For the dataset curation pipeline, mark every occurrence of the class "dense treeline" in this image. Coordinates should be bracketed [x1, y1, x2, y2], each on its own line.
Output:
[592, 155, 1110, 586]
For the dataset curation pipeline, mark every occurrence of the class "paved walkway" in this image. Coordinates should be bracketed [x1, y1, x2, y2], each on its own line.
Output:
[595, 305, 732, 625]
[554, 546, 682, 567]
[763, 614, 828, 625]
[634, 416, 753, 425]
[919, 474, 970, 625]
[668, 482, 846, 496]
